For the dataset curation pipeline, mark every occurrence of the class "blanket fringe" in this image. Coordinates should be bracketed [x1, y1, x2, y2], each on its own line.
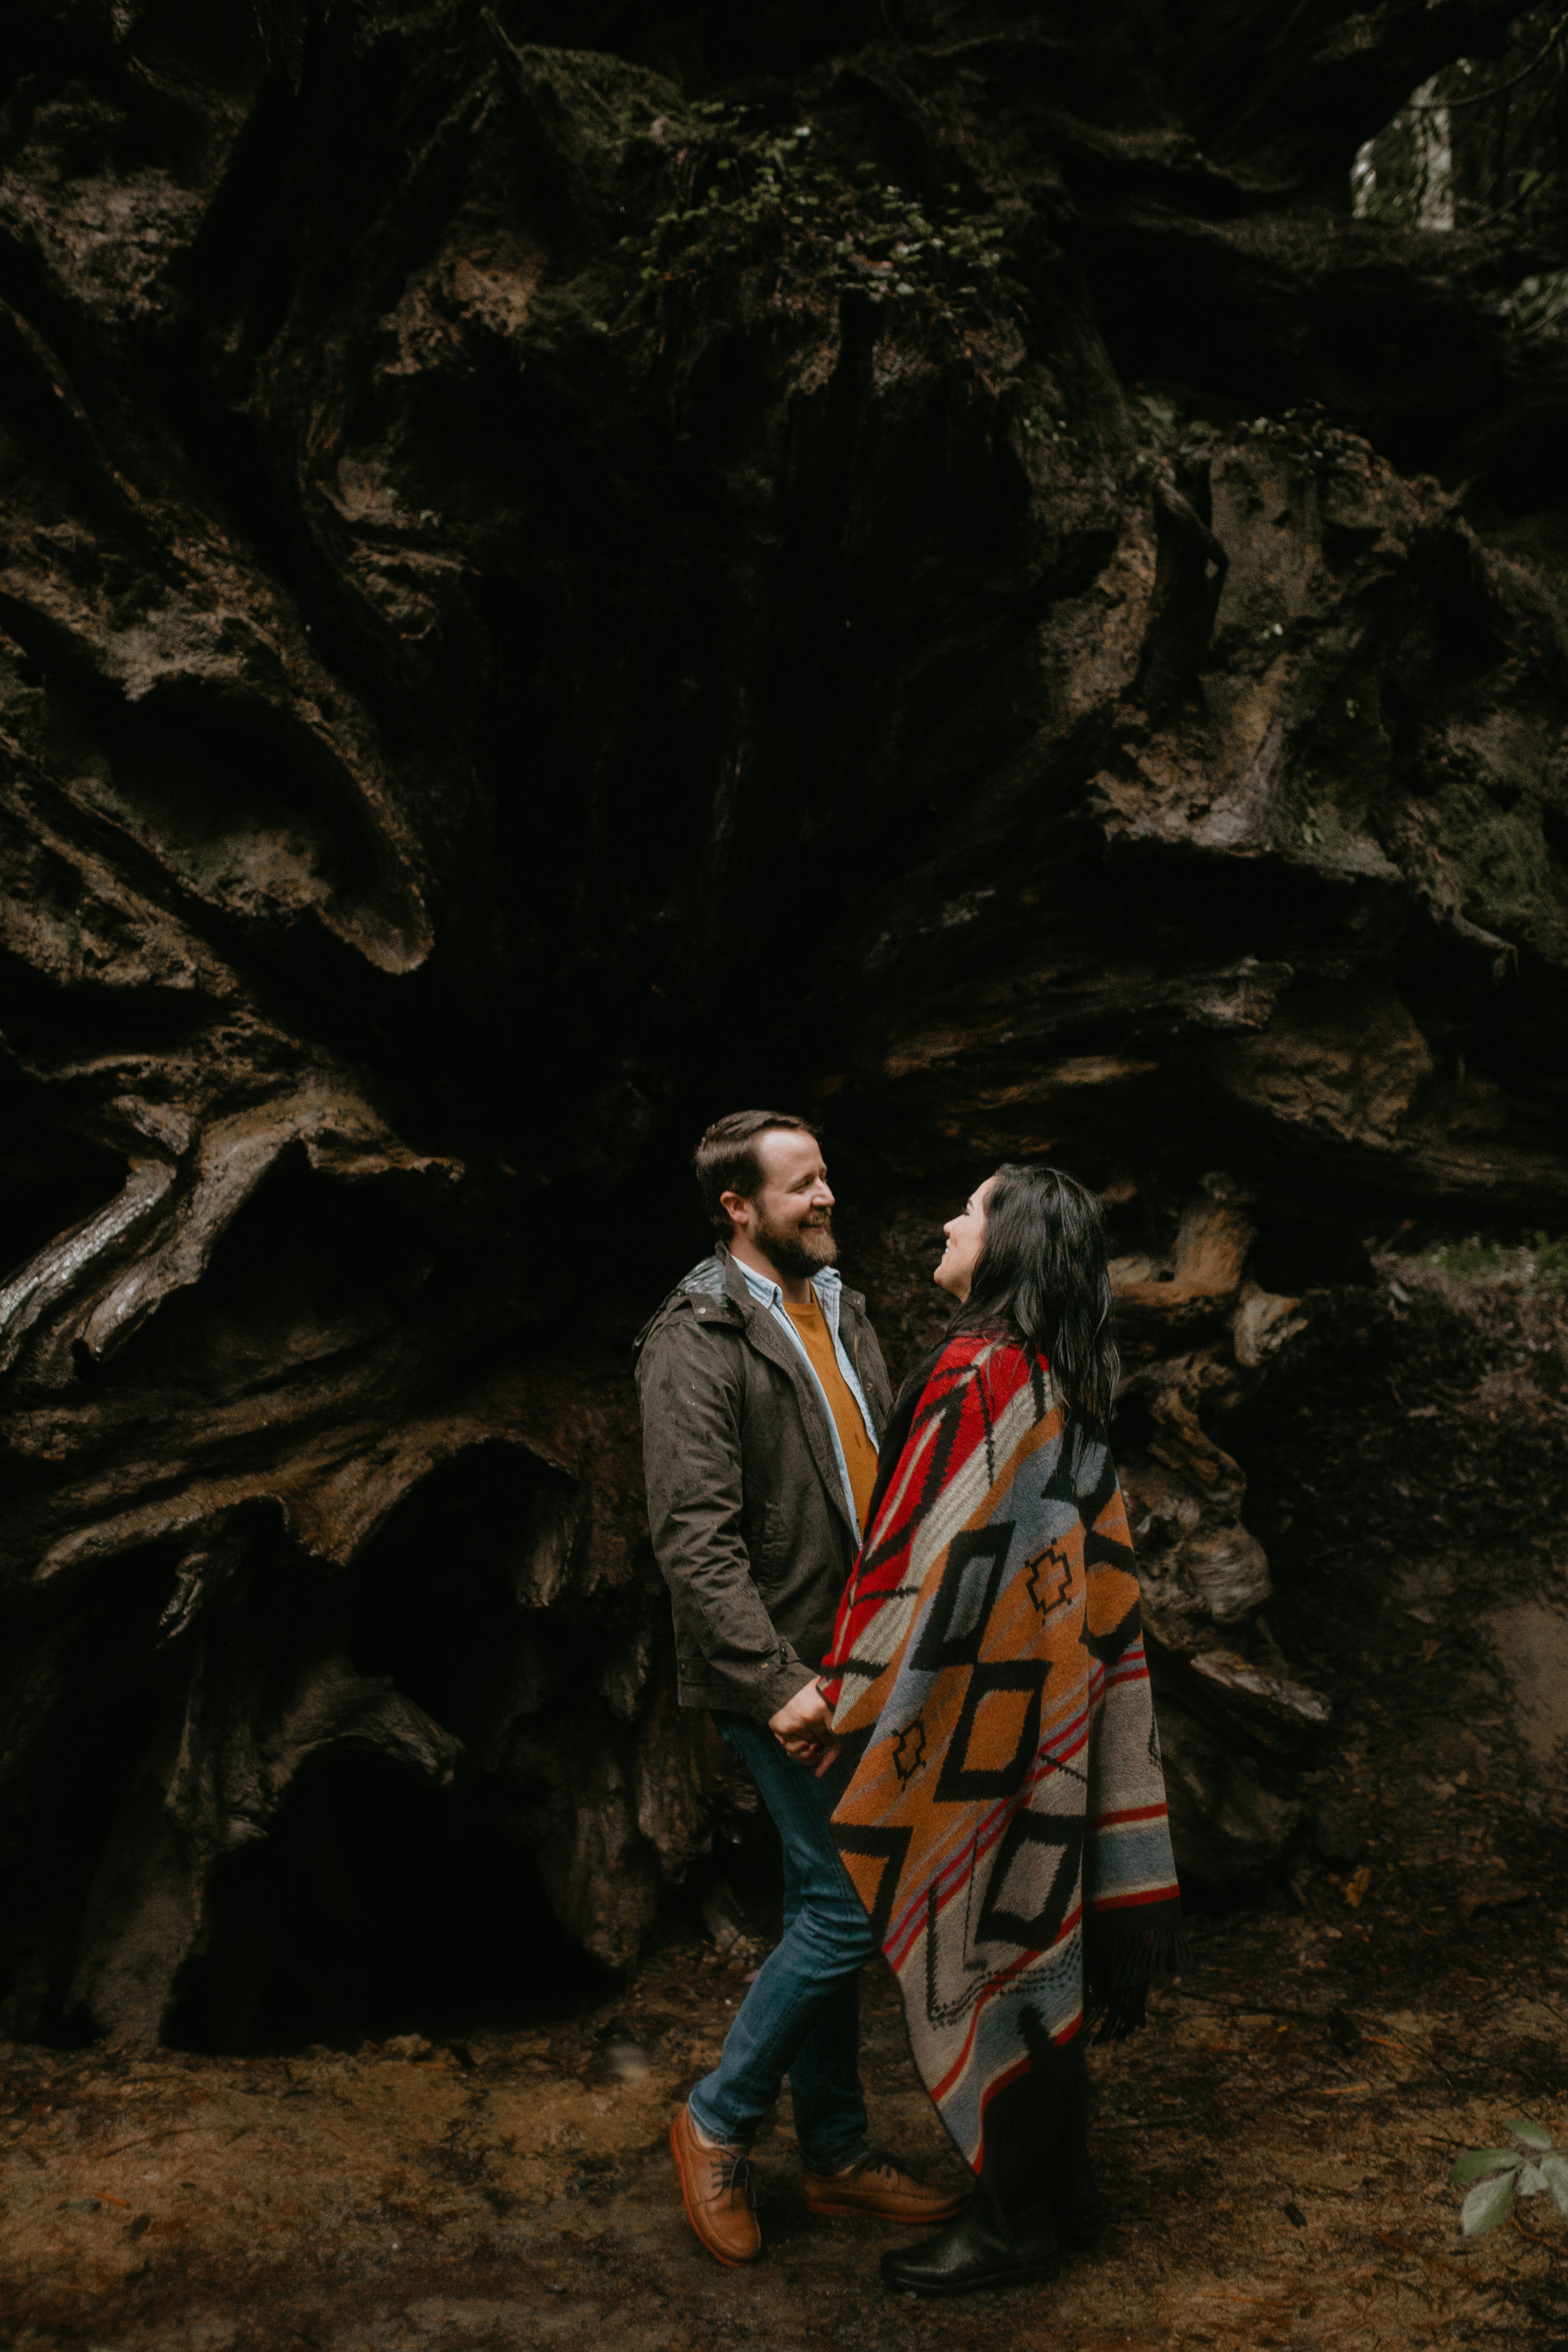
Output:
[1084, 1919, 1193, 2042]
[1089, 1919, 1192, 1988]
[1086, 1989, 1145, 2044]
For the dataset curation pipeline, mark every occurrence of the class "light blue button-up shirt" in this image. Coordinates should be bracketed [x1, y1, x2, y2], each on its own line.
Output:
[732, 1256, 879, 1535]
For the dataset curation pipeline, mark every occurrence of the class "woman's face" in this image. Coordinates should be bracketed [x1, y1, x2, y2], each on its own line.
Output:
[935, 1176, 994, 1301]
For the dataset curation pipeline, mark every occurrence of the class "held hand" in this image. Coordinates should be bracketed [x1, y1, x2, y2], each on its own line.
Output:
[768, 1682, 833, 1742]
[767, 1682, 840, 1775]
[778, 1730, 841, 1776]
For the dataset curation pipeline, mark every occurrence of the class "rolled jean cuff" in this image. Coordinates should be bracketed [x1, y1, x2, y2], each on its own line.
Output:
[686, 2083, 751, 2151]
[689, 2081, 870, 2175]
[798, 2131, 874, 2177]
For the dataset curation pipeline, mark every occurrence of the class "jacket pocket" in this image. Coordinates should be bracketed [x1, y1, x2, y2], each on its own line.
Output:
[752, 1499, 787, 1585]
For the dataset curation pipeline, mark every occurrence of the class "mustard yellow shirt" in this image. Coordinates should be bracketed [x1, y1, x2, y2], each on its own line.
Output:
[785, 1290, 881, 1534]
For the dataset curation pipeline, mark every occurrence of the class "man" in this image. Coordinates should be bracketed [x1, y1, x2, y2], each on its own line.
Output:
[635, 1110, 963, 2267]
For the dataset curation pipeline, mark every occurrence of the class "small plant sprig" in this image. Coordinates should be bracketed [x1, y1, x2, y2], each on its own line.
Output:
[1451, 2116, 1568, 2236]
[1419, 1232, 1568, 1291]
[617, 108, 1010, 324]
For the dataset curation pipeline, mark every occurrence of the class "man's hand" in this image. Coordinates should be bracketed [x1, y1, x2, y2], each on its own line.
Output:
[768, 1682, 840, 1776]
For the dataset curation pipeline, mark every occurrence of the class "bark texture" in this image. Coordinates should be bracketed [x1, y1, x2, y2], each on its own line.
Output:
[3, 0, 1565, 2044]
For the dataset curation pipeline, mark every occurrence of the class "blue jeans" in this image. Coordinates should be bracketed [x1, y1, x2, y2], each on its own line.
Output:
[688, 1714, 878, 2173]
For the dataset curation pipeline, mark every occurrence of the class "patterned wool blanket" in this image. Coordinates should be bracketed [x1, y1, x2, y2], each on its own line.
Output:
[819, 1332, 1187, 2169]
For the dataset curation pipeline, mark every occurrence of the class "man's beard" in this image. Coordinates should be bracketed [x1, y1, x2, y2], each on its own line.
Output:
[755, 1208, 837, 1282]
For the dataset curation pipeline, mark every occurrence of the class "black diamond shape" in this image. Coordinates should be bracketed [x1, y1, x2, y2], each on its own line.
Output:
[832, 1823, 913, 1946]
[975, 1809, 1086, 1952]
[1084, 1525, 1137, 1573]
[1040, 1448, 1078, 1503]
[935, 1662, 1046, 1803]
[911, 1523, 1015, 1671]
[1082, 1594, 1143, 1665]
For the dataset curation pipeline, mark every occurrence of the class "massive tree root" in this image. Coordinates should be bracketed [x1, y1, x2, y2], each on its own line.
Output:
[2, 0, 1565, 2045]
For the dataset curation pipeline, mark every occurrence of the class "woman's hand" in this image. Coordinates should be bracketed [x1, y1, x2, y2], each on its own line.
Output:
[768, 1682, 840, 1776]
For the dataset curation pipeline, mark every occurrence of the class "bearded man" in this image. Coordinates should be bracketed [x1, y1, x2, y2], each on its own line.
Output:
[635, 1110, 963, 2267]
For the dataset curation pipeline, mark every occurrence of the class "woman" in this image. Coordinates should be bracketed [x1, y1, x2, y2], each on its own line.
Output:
[815, 1164, 1188, 2297]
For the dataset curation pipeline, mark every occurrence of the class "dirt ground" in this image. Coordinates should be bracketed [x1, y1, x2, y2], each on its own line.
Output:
[3, 1261, 1567, 2352]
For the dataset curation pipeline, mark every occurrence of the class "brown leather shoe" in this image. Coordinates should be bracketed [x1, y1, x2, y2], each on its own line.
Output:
[669, 2104, 761, 2266]
[802, 2155, 968, 2226]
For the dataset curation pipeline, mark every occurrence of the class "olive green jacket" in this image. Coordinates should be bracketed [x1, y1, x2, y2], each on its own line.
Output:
[633, 1249, 893, 1723]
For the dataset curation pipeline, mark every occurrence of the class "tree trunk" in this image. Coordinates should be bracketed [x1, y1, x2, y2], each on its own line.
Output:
[2, 0, 1565, 2046]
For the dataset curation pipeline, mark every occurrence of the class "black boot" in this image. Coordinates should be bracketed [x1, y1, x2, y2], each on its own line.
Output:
[881, 2026, 1099, 2296]
[879, 2175, 1061, 2297]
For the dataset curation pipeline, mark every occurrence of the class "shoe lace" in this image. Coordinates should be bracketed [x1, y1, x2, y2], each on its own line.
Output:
[822, 2153, 910, 2191]
[718, 2148, 754, 2206]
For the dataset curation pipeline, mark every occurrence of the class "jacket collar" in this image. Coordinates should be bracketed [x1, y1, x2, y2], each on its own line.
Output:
[716, 1246, 865, 1321]
[666, 1248, 860, 1535]
[652, 1247, 864, 1338]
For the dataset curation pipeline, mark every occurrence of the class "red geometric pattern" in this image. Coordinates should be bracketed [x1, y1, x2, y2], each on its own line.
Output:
[821, 1335, 1185, 2170]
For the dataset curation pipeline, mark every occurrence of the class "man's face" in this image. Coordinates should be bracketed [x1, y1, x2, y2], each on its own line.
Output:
[724, 1129, 837, 1281]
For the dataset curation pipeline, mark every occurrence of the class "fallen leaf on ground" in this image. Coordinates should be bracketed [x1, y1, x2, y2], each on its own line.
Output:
[1458, 1886, 1532, 1929]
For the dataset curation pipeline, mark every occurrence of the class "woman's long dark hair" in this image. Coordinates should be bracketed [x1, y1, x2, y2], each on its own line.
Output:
[949, 1164, 1119, 1432]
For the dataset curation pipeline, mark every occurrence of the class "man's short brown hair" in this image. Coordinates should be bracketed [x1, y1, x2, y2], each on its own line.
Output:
[694, 1110, 818, 1241]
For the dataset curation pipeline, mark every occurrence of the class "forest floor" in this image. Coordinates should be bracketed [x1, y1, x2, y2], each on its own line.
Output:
[2, 1263, 1567, 2352]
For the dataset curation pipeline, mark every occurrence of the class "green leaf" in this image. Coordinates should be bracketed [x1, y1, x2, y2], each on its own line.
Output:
[1539, 2153, 1568, 2217]
[1518, 2164, 1548, 2197]
[1461, 2171, 1517, 2237]
[1449, 2150, 1522, 2185]
[1507, 2117, 1554, 2151]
